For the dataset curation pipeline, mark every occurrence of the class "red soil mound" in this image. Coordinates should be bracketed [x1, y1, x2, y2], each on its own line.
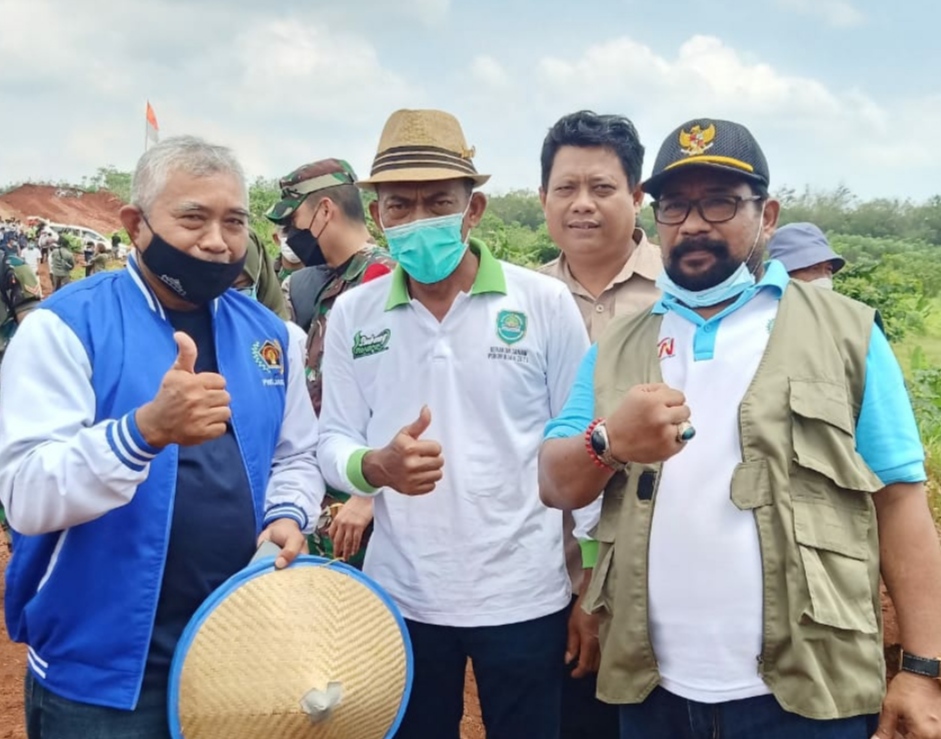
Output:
[0, 185, 124, 236]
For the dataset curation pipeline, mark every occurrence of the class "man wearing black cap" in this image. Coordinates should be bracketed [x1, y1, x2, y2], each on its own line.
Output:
[540, 118, 941, 738]
[267, 158, 394, 569]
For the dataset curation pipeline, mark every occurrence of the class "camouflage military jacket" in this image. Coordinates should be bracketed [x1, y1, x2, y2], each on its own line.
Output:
[0, 255, 41, 360]
[305, 245, 395, 415]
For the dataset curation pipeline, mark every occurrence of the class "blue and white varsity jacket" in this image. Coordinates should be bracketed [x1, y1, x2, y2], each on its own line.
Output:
[0, 257, 324, 710]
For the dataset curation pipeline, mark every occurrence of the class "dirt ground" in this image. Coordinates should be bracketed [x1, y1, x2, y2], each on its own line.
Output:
[0, 185, 123, 236]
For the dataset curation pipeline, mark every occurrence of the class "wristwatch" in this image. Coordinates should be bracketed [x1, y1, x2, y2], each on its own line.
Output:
[586, 420, 628, 472]
[899, 648, 941, 681]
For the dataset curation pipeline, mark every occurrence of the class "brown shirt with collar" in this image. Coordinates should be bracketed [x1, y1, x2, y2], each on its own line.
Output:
[538, 228, 663, 593]
[539, 228, 663, 343]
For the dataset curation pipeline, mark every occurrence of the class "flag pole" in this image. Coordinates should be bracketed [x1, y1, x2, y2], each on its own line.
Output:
[143, 102, 148, 153]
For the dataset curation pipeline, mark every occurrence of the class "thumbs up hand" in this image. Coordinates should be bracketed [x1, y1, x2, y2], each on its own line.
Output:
[362, 405, 444, 496]
[135, 332, 233, 448]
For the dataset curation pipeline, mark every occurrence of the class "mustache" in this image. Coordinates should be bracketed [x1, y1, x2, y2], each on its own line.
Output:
[670, 238, 730, 262]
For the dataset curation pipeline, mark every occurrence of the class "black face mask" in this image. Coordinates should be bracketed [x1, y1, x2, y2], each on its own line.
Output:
[285, 204, 328, 267]
[285, 226, 326, 267]
[139, 217, 247, 305]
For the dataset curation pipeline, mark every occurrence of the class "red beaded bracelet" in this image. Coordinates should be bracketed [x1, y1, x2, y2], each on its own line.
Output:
[584, 418, 610, 470]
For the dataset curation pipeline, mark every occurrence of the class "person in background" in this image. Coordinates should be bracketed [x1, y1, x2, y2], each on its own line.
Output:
[231, 229, 289, 319]
[49, 235, 75, 291]
[22, 240, 41, 276]
[272, 229, 304, 283]
[0, 135, 323, 739]
[537, 109, 659, 739]
[767, 221, 845, 289]
[83, 241, 95, 278]
[89, 243, 110, 276]
[266, 159, 394, 570]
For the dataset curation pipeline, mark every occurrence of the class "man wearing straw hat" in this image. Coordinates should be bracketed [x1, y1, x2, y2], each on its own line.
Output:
[317, 109, 589, 739]
[0, 136, 324, 738]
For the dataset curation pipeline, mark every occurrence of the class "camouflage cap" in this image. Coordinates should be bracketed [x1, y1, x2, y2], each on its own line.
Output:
[266, 158, 358, 224]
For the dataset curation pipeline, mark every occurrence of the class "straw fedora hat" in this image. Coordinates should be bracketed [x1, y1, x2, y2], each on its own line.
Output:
[169, 556, 413, 739]
[357, 109, 490, 189]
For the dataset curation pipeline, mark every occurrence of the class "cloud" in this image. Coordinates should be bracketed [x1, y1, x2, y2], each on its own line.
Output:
[776, 0, 865, 27]
[0, 0, 425, 187]
[470, 56, 512, 91]
[531, 34, 908, 192]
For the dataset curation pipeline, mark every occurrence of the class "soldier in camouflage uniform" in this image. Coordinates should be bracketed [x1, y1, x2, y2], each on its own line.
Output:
[267, 158, 395, 569]
[0, 250, 41, 550]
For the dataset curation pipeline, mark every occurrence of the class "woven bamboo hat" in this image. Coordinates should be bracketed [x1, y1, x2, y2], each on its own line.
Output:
[169, 557, 413, 739]
[357, 109, 490, 189]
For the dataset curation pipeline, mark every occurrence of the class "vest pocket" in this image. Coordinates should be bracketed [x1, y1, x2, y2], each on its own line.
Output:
[792, 500, 877, 634]
[789, 379, 883, 494]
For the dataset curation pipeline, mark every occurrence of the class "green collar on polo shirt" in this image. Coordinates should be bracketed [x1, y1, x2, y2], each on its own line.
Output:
[384, 237, 506, 310]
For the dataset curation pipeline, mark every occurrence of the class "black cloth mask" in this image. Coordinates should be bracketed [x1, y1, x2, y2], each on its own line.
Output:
[284, 205, 328, 267]
[139, 216, 246, 305]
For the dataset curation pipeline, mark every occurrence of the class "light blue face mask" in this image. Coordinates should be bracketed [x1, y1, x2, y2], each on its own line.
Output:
[382, 208, 469, 285]
[235, 284, 257, 300]
[656, 207, 765, 308]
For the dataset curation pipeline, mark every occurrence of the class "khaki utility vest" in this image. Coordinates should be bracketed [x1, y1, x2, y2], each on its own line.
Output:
[585, 281, 886, 719]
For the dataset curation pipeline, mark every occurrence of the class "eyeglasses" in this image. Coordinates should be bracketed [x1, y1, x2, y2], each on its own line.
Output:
[652, 195, 764, 225]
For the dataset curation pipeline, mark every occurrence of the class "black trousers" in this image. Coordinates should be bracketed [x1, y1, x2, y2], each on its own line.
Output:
[561, 596, 620, 739]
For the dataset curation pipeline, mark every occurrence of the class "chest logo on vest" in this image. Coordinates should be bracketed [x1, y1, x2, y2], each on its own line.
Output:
[658, 337, 676, 360]
[351, 329, 391, 359]
[252, 339, 284, 374]
[496, 310, 527, 345]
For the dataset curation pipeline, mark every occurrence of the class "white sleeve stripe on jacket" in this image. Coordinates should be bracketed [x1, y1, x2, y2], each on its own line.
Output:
[117, 414, 160, 463]
[263, 502, 308, 531]
[106, 421, 147, 472]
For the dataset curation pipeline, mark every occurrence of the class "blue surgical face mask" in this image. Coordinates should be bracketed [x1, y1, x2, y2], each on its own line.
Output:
[382, 207, 469, 285]
[657, 206, 765, 308]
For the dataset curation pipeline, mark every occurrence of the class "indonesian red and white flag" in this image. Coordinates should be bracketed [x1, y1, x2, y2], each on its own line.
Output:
[145, 101, 159, 147]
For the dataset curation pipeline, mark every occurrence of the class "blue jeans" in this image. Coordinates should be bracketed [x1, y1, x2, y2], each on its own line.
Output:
[25, 671, 170, 739]
[618, 686, 879, 739]
[394, 608, 568, 739]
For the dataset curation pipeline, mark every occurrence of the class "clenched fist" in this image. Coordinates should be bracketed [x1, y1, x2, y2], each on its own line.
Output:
[362, 405, 444, 496]
[135, 332, 232, 448]
[606, 383, 692, 464]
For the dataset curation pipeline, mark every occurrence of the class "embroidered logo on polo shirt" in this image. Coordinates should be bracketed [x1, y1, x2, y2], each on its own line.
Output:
[351, 329, 391, 359]
[496, 310, 527, 345]
[658, 337, 676, 360]
[252, 339, 286, 386]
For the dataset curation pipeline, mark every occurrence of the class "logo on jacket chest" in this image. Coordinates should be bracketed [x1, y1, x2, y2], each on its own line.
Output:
[252, 339, 285, 386]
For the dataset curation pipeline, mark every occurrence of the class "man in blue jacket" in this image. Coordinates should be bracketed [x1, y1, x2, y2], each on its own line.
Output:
[0, 136, 324, 739]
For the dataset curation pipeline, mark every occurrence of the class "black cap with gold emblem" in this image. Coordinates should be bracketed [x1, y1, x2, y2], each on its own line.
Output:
[642, 118, 769, 199]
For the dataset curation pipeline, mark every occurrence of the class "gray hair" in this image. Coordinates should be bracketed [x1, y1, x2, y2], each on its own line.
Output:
[131, 135, 247, 213]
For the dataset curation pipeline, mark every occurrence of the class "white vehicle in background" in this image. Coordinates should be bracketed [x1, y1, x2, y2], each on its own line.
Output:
[47, 223, 112, 251]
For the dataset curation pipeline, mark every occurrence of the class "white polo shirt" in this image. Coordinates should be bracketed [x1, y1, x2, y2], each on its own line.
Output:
[318, 240, 589, 627]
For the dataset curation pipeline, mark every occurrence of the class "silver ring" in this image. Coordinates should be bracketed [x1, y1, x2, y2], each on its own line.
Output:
[676, 421, 696, 443]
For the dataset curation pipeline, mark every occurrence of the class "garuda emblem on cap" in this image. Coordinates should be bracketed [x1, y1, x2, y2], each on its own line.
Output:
[679, 124, 716, 157]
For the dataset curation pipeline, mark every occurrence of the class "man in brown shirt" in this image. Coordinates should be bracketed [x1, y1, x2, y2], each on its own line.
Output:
[538, 110, 662, 739]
